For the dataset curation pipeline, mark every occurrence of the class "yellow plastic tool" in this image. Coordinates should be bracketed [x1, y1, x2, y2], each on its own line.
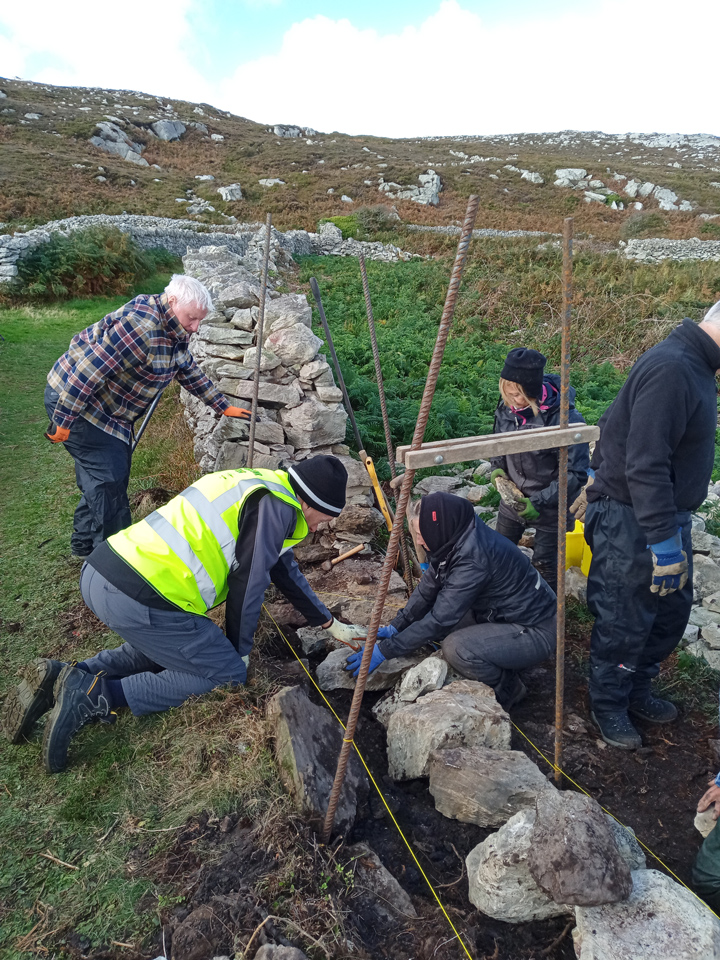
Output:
[566, 520, 592, 574]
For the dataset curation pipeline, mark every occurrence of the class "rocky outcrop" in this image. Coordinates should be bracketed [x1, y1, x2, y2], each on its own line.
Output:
[89, 121, 149, 166]
[266, 685, 368, 834]
[379, 170, 442, 206]
[623, 237, 720, 262]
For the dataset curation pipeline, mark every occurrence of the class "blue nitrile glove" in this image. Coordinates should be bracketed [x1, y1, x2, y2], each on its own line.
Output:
[420, 562, 430, 573]
[649, 529, 688, 597]
[345, 643, 387, 678]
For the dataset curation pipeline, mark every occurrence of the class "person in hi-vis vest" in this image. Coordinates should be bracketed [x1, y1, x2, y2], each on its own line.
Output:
[2, 456, 365, 773]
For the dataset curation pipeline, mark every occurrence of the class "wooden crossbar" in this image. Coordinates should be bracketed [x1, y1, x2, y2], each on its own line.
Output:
[395, 423, 599, 471]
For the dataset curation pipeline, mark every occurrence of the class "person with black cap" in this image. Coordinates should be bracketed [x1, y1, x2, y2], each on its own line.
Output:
[489, 347, 589, 592]
[2, 456, 364, 773]
[346, 492, 557, 709]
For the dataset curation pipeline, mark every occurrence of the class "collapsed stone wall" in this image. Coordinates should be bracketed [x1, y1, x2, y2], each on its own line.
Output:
[0, 215, 414, 281]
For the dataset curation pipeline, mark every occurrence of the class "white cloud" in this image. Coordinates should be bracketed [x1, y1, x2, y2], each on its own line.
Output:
[0, 0, 213, 104]
[1, 0, 717, 137]
[219, 0, 720, 137]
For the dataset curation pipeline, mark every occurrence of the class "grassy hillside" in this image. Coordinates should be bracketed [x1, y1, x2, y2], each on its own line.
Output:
[1, 77, 720, 241]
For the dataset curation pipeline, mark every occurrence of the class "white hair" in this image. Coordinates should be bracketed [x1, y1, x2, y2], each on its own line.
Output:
[704, 300, 720, 327]
[164, 274, 213, 312]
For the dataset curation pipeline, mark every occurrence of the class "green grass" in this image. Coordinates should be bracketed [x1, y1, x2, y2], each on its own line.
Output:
[0, 274, 293, 957]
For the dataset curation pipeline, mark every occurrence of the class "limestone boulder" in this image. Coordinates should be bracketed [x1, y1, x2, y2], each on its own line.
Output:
[566, 566, 588, 604]
[606, 817, 646, 870]
[242, 346, 282, 371]
[398, 657, 447, 701]
[695, 809, 717, 838]
[215, 442, 282, 472]
[151, 119, 186, 141]
[387, 680, 511, 780]
[254, 946, 308, 960]
[266, 293, 312, 331]
[217, 183, 243, 202]
[413, 475, 463, 496]
[280, 397, 347, 449]
[695, 555, 720, 602]
[466, 809, 573, 922]
[316, 647, 419, 692]
[330, 506, 385, 543]
[528, 790, 632, 906]
[266, 323, 322, 368]
[573, 869, 720, 960]
[219, 378, 304, 409]
[216, 281, 261, 309]
[197, 325, 254, 346]
[429, 746, 553, 827]
[299, 358, 333, 380]
[266, 685, 368, 834]
[230, 307, 255, 331]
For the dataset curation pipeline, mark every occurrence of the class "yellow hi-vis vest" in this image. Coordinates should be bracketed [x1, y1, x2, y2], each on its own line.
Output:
[107, 468, 308, 615]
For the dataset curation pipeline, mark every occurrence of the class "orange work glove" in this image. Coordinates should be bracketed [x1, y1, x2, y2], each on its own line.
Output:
[45, 423, 71, 443]
[224, 406, 252, 422]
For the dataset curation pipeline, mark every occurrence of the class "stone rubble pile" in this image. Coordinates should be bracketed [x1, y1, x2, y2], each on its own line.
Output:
[553, 167, 694, 212]
[622, 237, 720, 263]
[0, 215, 414, 282]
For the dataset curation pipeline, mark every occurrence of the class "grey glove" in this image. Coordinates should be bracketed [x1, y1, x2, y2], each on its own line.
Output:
[570, 475, 594, 523]
[325, 618, 367, 649]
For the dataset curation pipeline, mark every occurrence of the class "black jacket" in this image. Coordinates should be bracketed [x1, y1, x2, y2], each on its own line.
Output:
[589, 319, 720, 544]
[490, 374, 589, 514]
[377, 516, 556, 659]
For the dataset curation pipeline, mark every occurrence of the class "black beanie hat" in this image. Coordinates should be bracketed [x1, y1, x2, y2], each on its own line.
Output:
[500, 347, 547, 400]
[287, 455, 347, 517]
[419, 492, 475, 561]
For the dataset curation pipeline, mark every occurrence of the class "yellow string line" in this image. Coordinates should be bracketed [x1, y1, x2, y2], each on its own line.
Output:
[262, 604, 474, 960]
[510, 720, 720, 921]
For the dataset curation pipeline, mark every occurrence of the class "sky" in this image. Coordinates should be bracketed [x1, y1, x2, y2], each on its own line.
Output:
[1, 0, 717, 139]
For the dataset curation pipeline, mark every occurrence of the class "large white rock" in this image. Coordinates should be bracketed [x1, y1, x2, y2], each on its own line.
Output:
[555, 168, 587, 181]
[266, 294, 312, 331]
[151, 119, 186, 141]
[266, 323, 323, 368]
[217, 183, 243, 201]
[413, 475, 463, 495]
[242, 346, 282, 371]
[429, 746, 553, 827]
[573, 869, 720, 960]
[197, 325, 254, 346]
[466, 808, 573, 922]
[216, 281, 260, 309]
[386, 680, 511, 780]
[399, 657, 448, 701]
[279, 396, 347, 448]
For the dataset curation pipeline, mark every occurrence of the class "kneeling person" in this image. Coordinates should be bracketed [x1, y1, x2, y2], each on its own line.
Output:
[2, 456, 362, 772]
[346, 492, 556, 708]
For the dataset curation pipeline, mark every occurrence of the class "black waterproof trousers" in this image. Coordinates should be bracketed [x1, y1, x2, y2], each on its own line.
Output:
[584, 497, 693, 716]
[45, 385, 132, 556]
[495, 507, 558, 594]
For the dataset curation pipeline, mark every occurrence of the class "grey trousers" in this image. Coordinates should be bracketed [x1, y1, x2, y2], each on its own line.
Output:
[442, 613, 556, 707]
[80, 564, 247, 716]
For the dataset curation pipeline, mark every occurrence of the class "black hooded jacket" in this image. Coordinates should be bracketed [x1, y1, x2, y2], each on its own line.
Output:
[377, 516, 556, 660]
[588, 319, 720, 544]
[489, 374, 589, 513]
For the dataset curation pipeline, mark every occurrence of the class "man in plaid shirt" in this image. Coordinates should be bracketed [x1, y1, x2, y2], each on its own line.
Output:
[45, 274, 251, 557]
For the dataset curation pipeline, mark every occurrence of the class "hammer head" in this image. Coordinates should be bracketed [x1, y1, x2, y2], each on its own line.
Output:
[321, 560, 333, 572]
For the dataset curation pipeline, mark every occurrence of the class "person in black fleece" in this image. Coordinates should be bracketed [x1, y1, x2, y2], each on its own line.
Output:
[489, 347, 589, 592]
[581, 310, 720, 750]
[345, 492, 557, 709]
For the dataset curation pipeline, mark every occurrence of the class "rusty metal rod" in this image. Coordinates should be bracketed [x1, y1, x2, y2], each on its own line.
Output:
[554, 217, 573, 784]
[247, 213, 272, 468]
[358, 252, 414, 591]
[322, 195, 480, 841]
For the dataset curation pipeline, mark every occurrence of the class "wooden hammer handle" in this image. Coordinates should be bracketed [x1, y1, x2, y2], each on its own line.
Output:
[331, 543, 365, 565]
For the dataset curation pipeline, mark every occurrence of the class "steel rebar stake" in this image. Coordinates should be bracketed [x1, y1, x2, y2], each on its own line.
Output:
[247, 213, 272, 468]
[322, 195, 480, 842]
[554, 217, 573, 784]
[358, 252, 413, 590]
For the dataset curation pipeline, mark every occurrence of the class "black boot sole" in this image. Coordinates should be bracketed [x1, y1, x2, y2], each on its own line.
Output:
[590, 711, 642, 750]
[1, 659, 60, 744]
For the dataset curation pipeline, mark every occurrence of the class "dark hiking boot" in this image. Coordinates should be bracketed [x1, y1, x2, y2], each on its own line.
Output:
[42, 666, 117, 774]
[591, 710, 642, 750]
[500, 676, 528, 711]
[1, 658, 65, 744]
[629, 695, 678, 724]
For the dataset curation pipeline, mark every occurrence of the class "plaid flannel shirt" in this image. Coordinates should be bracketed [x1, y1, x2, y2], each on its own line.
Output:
[47, 292, 229, 444]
